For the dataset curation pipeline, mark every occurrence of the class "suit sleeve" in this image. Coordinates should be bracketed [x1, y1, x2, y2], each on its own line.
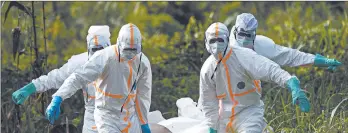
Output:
[254, 35, 315, 67]
[32, 53, 87, 92]
[52, 49, 110, 100]
[237, 48, 293, 88]
[199, 63, 219, 130]
[135, 57, 152, 125]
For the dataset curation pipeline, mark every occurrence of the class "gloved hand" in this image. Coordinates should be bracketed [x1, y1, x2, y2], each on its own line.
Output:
[286, 77, 310, 112]
[327, 66, 337, 72]
[141, 124, 151, 133]
[209, 127, 217, 133]
[314, 54, 342, 69]
[12, 82, 37, 105]
[45, 96, 62, 124]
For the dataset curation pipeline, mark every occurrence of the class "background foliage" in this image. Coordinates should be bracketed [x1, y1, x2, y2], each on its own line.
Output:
[1, 1, 348, 133]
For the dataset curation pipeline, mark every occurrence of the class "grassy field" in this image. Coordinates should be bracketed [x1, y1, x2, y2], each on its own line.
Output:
[1, 1, 347, 133]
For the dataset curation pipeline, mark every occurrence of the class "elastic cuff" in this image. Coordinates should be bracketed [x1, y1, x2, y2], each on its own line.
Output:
[286, 76, 300, 92]
[313, 54, 326, 66]
[27, 82, 37, 94]
[31, 80, 41, 92]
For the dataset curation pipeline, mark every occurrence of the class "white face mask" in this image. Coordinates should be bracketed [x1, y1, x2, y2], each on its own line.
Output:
[207, 37, 228, 56]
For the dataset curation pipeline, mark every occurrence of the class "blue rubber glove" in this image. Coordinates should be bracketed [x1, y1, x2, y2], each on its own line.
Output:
[209, 127, 217, 133]
[141, 124, 151, 133]
[12, 82, 37, 105]
[286, 77, 310, 112]
[45, 96, 62, 124]
[314, 54, 342, 68]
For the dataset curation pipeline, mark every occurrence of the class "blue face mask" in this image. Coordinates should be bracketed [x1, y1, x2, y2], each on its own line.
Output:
[236, 38, 254, 48]
[235, 29, 255, 48]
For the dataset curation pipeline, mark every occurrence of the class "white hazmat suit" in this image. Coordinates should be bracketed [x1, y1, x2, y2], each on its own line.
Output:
[53, 23, 152, 133]
[228, 12, 341, 73]
[33, 25, 111, 133]
[198, 16, 315, 112]
[200, 22, 296, 133]
[230, 26, 315, 67]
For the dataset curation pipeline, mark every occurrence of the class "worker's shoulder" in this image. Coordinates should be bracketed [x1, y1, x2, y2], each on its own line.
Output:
[68, 52, 88, 65]
[255, 35, 274, 43]
[254, 35, 279, 58]
[105, 45, 116, 51]
[93, 45, 117, 59]
[140, 53, 151, 65]
[231, 45, 264, 64]
[254, 35, 276, 48]
[232, 45, 257, 56]
[200, 55, 215, 75]
[102, 45, 117, 55]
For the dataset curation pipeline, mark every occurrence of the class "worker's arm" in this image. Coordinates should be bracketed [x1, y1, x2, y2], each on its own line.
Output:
[135, 56, 152, 133]
[254, 35, 315, 67]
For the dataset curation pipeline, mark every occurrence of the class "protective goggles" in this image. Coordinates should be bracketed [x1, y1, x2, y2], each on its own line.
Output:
[122, 47, 138, 53]
[235, 27, 256, 40]
[90, 47, 104, 53]
[208, 37, 225, 44]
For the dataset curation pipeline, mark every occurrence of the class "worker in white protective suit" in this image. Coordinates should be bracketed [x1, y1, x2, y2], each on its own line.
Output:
[200, 22, 310, 133]
[198, 13, 343, 112]
[12, 25, 111, 133]
[230, 13, 342, 70]
[46, 23, 152, 133]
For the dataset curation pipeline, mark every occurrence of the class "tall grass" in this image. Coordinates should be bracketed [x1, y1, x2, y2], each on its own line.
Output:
[1, 2, 347, 133]
[258, 2, 348, 133]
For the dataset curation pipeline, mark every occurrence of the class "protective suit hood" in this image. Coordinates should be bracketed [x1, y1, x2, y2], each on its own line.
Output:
[86, 25, 111, 58]
[116, 23, 142, 60]
[232, 13, 258, 48]
[205, 22, 229, 58]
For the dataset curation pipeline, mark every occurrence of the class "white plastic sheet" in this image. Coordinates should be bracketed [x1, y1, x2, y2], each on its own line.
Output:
[148, 110, 166, 124]
[150, 97, 274, 133]
[179, 121, 209, 133]
[158, 117, 202, 133]
[176, 97, 205, 120]
[147, 97, 207, 133]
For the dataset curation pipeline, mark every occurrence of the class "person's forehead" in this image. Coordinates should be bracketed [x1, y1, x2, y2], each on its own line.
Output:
[206, 29, 229, 36]
[88, 36, 109, 46]
[206, 34, 227, 39]
[119, 42, 141, 50]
